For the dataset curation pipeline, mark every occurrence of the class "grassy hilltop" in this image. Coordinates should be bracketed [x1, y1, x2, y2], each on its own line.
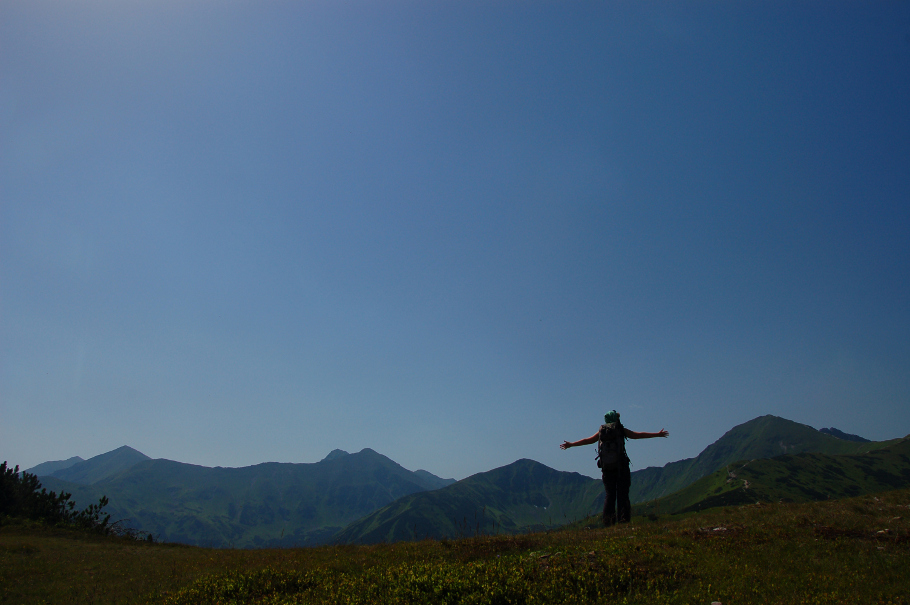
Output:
[2, 488, 908, 604]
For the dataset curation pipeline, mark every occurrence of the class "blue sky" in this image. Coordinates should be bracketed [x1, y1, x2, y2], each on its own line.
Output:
[2, 1, 909, 481]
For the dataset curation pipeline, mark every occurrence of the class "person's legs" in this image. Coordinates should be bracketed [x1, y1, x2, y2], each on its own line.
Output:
[602, 470, 617, 526]
[616, 464, 632, 523]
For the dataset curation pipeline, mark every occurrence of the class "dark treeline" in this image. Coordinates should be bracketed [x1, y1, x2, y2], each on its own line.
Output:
[0, 461, 118, 535]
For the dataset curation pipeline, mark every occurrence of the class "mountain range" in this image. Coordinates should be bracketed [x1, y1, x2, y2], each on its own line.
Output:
[335, 416, 907, 543]
[23, 415, 909, 547]
[35, 448, 455, 547]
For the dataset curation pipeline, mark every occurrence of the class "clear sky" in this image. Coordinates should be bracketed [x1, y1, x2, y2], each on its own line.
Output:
[2, 1, 908, 481]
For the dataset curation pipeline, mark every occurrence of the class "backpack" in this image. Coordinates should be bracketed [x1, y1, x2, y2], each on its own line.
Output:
[596, 422, 627, 471]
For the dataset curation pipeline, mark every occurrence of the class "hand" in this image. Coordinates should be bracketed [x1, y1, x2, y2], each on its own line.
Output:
[657, 429, 669, 438]
[560, 441, 572, 450]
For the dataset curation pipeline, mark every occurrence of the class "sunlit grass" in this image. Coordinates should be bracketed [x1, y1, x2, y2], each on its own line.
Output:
[2, 489, 908, 604]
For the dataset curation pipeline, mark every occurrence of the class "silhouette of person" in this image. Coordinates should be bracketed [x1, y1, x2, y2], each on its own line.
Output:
[560, 410, 668, 526]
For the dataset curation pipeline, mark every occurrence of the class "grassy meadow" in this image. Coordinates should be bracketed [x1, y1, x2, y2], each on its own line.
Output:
[2, 488, 908, 604]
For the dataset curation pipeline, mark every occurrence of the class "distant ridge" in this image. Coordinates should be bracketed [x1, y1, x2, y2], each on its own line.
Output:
[24, 456, 84, 477]
[819, 427, 870, 442]
[413, 469, 457, 491]
[47, 446, 150, 485]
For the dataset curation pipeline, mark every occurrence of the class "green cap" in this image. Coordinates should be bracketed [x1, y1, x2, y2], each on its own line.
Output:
[604, 410, 620, 424]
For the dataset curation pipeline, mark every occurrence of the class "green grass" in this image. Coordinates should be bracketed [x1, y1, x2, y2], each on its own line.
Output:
[2, 489, 909, 604]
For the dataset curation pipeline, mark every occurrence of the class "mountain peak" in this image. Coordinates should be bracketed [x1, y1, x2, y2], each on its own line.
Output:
[49, 445, 150, 485]
[110, 445, 148, 456]
[322, 449, 350, 462]
[629, 414, 889, 504]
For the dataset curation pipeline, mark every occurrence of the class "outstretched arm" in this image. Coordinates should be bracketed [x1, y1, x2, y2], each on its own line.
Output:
[560, 432, 600, 450]
[623, 428, 669, 440]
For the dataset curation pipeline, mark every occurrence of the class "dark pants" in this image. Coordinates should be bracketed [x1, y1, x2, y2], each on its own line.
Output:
[602, 464, 631, 526]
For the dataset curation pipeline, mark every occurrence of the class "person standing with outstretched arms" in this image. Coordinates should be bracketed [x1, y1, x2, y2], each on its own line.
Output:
[560, 410, 668, 526]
